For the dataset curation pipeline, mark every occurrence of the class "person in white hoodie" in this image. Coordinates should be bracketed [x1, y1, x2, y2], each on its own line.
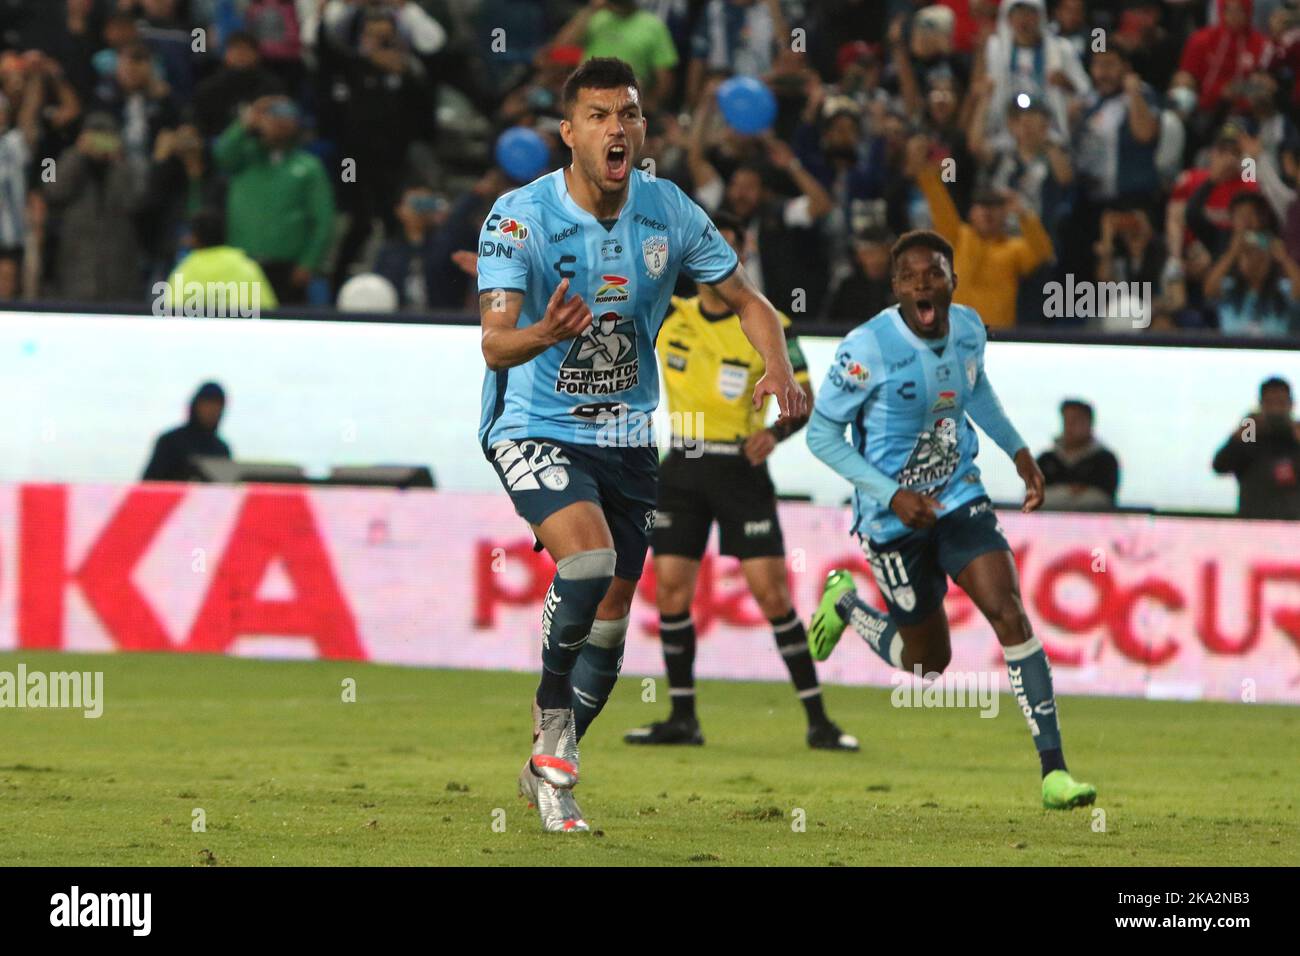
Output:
[982, 0, 1090, 143]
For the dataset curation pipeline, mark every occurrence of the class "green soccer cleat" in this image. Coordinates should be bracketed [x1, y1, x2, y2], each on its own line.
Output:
[1041, 770, 1097, 810]
[808, 569, 857, 662]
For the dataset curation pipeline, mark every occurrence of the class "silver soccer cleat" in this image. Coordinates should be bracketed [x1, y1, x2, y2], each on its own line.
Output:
[520, 701, 589, 832]
[518, 759, 589, 833]
[529, 702, 579, 789]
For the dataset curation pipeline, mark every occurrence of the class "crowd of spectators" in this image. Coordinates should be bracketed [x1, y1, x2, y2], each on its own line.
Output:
[0, 0, 1299, 336]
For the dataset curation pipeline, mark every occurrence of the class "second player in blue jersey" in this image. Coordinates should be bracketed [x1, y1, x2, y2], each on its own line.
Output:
[805, 228, 1097, 811]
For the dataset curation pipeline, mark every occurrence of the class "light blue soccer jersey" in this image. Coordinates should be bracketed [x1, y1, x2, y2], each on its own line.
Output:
[814, 304, 1026, 543]
[476, 168, 739, 451]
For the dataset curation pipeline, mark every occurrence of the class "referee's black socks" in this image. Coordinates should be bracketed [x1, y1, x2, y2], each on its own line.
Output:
[659, 611, 697, 722]
[771, 610, 828, 727]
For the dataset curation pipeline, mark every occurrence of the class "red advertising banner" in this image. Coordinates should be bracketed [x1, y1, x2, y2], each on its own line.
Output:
[0, 483, 1296, 704]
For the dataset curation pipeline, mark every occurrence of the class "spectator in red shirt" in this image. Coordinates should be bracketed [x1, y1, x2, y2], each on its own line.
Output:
[1177, 0, 1272, 114]
[1260, 3, 1300, 108]
[1174, 126, 1262, 259]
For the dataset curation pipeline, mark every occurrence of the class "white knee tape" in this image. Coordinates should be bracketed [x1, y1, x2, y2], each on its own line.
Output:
[557, 547, 617, 581]
[588, 614, 629, 649]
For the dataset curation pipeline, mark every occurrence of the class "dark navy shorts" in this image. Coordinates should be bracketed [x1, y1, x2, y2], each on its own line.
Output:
[652, 447, 785, 560]
[487, 437, 659, 580]
[861, 496, 1010, 626]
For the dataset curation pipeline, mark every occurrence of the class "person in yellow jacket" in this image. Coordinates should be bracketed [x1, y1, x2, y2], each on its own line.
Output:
[161, 210, 278, 317]
[623, 211, 859, 752]
[907, 134, 1053, 328]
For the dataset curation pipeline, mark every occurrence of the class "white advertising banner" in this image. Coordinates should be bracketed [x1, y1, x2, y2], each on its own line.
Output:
[0, 312, 1295, 512]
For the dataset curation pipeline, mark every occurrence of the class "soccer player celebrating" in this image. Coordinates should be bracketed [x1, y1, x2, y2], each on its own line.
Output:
[804, 230, 1097, 810]
[625, 211, 858, 752]
[477, 59, 806, 832]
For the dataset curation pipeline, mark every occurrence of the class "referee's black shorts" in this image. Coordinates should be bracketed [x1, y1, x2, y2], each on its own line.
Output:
[651, 445, 785, 561]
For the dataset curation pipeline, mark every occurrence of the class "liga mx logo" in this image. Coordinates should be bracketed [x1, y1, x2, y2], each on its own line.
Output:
[497, 217, 529, 246]
[642, 235, 668, 278]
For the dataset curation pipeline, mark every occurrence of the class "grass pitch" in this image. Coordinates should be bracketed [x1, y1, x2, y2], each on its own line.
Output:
[1, 651, 1296, 866]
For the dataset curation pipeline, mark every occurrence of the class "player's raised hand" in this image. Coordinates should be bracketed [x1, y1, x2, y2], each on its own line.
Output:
[1014, 448, 1045, 513]
[890, 489, 942, 529]
[538, 277, 593, 344]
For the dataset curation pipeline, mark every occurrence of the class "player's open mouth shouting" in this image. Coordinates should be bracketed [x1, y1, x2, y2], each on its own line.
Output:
[605, 141, 628, 183]
[913, 296, 937, 330]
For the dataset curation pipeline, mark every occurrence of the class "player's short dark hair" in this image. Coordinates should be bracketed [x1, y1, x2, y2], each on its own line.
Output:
[1260, 376, 1292, 400]
[561, 58, 641, 118]
[710, 210, 745, 240]
[890, 229, 954, 273]
[1060, 398, 1094, 421]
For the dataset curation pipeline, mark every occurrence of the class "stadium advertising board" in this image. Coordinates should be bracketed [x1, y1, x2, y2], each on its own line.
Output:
[0, 312, 1296, 513]
[0, 482, 1295, 705]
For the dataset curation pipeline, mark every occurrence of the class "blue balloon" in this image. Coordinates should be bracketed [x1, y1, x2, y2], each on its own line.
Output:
[495, 126, 550, 182]
[717, 76, 777, 135]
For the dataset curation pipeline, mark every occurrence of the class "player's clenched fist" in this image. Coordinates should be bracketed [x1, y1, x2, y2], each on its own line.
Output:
[889, 488, 943, 529]
[537, 277, 593, 345]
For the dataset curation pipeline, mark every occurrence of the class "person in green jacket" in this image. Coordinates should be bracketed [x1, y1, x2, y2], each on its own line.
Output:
[161, 209, 279, 317]
[213, 95, 335, 304]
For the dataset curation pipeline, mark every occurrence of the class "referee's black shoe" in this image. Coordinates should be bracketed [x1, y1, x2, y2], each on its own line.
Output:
[807, 721, 860, 752]
[624, 716, 705, 746]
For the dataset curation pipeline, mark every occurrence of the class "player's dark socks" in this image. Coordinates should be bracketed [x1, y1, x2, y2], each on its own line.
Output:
[571, 616, 627, 740]
[771, 611, 828, 725]
[1039, 747, 1068, 778]
[536, 668, 572, 711]
[660, 611, 697, 721]
[834, 590, 903, 668]
[1002, 636, 1064, 757]
[538, 549, 615, 691]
